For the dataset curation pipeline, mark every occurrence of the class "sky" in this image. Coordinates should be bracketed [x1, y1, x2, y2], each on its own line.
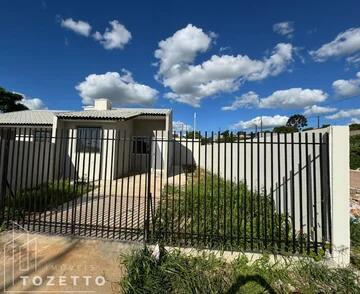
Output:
[0, 0, 359, 132]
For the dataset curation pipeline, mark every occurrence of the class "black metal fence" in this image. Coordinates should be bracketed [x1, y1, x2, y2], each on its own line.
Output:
[0, 127, 331, 255]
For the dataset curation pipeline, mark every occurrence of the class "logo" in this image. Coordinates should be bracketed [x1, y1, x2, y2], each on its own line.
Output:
[2, 222, 105, 293]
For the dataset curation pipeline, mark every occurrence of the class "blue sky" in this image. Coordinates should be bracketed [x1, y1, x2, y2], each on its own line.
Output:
[0, 0, 359, 131]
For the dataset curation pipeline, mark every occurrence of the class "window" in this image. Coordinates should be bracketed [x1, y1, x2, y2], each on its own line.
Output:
[77, 127, 101, 152]
[34, 129, 52, 142]
[132, 136, 150, 154]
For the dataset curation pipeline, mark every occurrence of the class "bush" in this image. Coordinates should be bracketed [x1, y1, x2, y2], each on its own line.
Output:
[120, 248, 360, 293]
[4, 180, 89, 219]
[152, 169, 298, 252]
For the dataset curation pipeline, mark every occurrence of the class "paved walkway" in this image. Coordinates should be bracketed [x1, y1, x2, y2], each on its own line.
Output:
[22, 173, 163, 240]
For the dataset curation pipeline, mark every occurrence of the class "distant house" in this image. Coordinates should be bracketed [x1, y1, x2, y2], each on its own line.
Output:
[0, 99, 172, 183]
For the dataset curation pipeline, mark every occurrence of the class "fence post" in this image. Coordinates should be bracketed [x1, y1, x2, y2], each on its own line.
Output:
[329, 126, 350, 266]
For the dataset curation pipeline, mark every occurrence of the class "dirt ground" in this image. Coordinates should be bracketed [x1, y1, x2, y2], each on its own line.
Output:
[351, 170, 360, 189]
[0, 231, 140, 293]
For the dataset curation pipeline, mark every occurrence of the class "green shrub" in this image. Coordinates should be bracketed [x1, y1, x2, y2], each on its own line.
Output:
[120, 248, 360, 293]
[152, 169, 299, 252]
[4, 180, 90, 219]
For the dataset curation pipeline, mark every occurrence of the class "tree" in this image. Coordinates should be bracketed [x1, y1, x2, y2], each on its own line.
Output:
[184, 131, 202, 139]
[272, 126, 297, 133]
[286, 114, 307, 131]
[0, 87, 28, 113]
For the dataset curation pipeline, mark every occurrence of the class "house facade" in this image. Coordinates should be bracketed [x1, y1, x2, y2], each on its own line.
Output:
[0, 99, 172, 188]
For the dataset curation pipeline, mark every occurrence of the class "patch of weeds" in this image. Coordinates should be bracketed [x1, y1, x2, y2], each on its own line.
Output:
[120, 247, 360, 294]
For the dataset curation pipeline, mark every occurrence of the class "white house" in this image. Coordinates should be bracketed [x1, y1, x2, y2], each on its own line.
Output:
[0, 99, 173, 187]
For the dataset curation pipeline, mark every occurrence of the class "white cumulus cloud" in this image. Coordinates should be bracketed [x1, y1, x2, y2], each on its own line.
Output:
[60, 18, 92, 37]
[232, 115, 289, 130]
[13, 92, 47, 110]
[326, 108, 360, 120]
[332, 72, 360, 98]
[259, 88, 328, 108]
[93, 20, 132, 50]
[222, 91, 259, 111]
[273, 21, 294, 38]
[154, 24, 294, 107]
[173, 121, 193, 132]
[303, 105, 337, 116]
[310, 27, 360, 62]
[76, 70, 158, 106]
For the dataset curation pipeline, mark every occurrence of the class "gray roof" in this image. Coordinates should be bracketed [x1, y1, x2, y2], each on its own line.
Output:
[55, 108, 171, 120]
[0, 110, 55, 125]
[0, 108, 170, 125]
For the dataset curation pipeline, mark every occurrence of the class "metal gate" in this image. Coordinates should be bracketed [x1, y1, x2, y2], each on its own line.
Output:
[0, 127, 332, 256]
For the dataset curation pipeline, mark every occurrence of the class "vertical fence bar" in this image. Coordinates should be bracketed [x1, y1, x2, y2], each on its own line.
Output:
[250, 132, 254, 250]
[40, 128, 49, 232]
[277, 132, 282, 251]
[298, 132, 304, 253]
[84, 129, 93, 236]
[291, 132, 296, 253]
[78, 128, 87, 235]
[264, 132, 267, 249]
[223, 132, 227, 246]
[136, 137, 143, 240]
[284, 133, 289, 251]
[107, 129, 115, 238]
[236, 132, 240, 247]
[197, 131, 201, 245]
[112, 129, 121, 239]
[101, 129, 109, 238]
[217, 131, 220, 240]
[130, 137, 138, 240]
[89, 128, 99, 237]
[190, 132, 195, 245]
[159, 131, 164, 240]
[204, 131, 207, 245]
[165, 132, 170, 241]
[312, 132, 318, 254]
[33, 128, 42, 231]
[71, 128, 80, 235]
[118, 130, 127, 238]
[172, 132, 176, 241]
[95, 129, 104, 238]
[179, 132, 182, 241]
[243, 133, 247, 249]
[43, 128, 53, 232]
[124, 133, 132, 240]
[12, 127, 21, 225]
[59, 129, 68, 234]
[211, 132, 214, 247]
[184, 131, 188, 244]
[18, 128, 28, 226]
[256, 132, 260, 248]
[230, 132, 233, 247]
[270, 133, 274, 248]
[145, 135, 153, 243]
[305, 133, 311, 253]
[23, 128, 32, 228]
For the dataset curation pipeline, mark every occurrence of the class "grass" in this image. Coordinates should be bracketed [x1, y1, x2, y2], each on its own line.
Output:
[4, 180, 90, 219]
[153, 169, 307, 253]
[351, 217, 360, 269]
[120, 247, 360, 294]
